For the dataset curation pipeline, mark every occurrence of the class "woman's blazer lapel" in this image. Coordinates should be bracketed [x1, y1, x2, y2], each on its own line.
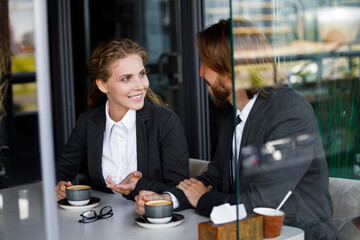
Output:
[87, 106, 108, 191]
[135, 100, 150, 179]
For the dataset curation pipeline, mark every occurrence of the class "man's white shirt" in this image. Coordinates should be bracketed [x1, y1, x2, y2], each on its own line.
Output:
[169, 94, 258, 209]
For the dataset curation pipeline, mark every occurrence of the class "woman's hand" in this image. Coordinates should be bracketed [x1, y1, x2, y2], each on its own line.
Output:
[106, 171, 142, 195]
[56, 181, 72, 201]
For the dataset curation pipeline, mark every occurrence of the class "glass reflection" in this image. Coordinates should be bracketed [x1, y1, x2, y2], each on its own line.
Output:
[0, 0, 46, 239]
[0, 184, 45, 239]
[0, 193, 3, 210]
[227, 0, 360, 182]
[230, 13, 340, 237]
[18, 189, 29, 220]
[9, 0, 37, 114]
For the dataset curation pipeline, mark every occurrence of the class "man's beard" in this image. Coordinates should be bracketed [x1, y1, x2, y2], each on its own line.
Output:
[210, 76, 231, 107]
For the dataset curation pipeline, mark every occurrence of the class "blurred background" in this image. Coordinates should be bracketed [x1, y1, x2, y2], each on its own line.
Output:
[0, 0, 359, 189]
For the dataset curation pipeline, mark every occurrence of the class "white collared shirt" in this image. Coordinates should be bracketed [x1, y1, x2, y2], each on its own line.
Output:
[232, 94, 258, 180]
[102, 101, 137, 184]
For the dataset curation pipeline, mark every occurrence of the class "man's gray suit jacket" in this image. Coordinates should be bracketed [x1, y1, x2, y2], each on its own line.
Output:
[170, 87, 339, 239]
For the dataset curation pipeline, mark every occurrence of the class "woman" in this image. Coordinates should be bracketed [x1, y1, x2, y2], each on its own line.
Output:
[56, 38, 189, 201]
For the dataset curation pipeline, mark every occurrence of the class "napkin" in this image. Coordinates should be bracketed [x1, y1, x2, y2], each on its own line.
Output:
[210, 203, 247, 224]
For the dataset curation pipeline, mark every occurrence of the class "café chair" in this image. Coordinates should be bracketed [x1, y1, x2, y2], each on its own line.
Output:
[189, 158, 209, 178]
[329, 177, 360, 240]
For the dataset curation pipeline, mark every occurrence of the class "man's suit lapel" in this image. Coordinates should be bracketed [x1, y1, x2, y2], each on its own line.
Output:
[136, 100, 150, 179]
[236, 94, 268, 183]
[234, 93, 269, 191]
[240, 93, 268, 150]
[219, 105, 235, 193]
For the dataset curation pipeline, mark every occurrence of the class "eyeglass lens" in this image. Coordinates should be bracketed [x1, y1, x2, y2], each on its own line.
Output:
[79, 210, 97, 223]
[100, 206, 113, 219]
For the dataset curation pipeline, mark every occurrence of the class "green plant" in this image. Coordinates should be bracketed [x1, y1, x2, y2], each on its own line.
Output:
[0, 54, 10, 122]
[0, 0, 10, 122]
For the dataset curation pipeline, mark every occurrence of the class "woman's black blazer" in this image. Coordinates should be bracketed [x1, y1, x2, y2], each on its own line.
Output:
[56, 99, 189, 200]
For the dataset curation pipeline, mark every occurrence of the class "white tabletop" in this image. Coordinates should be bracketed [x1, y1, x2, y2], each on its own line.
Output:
[266, 226, 304, 240]
[0, 182, 209, 240]
[0, 182, 304, 240]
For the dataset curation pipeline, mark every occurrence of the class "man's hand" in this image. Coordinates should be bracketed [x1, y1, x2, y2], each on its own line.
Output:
[176, 178, 212, 208]
[106, 171, 142, 195]
[56, 181, 72, 201]
[134, 190, 171, 216]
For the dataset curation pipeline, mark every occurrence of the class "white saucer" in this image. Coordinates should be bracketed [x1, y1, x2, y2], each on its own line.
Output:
[147, 216, 172, 224]
[68, 199, 90, 206]
[135, 213, 184, 229]
[58, 197, 100, 211]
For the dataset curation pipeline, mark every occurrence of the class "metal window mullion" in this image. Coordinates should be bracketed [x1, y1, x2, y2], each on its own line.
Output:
[180, 0, 210, 160]
[58, 0, 76, 143]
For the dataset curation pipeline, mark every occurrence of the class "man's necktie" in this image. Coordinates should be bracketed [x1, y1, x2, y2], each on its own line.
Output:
[236, 115, 241, 126]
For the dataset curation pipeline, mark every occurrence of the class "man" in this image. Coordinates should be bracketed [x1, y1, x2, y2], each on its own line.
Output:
[135, 19, 339, 239]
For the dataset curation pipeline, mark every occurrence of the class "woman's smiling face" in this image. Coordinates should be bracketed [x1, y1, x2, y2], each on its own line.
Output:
[97, 54, 149, 121]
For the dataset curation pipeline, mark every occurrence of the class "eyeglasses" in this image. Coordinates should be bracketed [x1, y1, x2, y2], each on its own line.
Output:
[79, 206, 113, 223]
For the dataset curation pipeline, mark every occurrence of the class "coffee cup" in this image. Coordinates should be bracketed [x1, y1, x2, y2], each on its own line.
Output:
[253, 207, 285, 238]
[66, 185, 91, 206]
[145, 200, 173, 224]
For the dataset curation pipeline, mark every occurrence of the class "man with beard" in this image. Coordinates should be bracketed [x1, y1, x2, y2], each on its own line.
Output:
[135, 18, 339, 239]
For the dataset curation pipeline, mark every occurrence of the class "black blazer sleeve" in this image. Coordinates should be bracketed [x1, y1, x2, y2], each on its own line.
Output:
[56, 113, 88, 182]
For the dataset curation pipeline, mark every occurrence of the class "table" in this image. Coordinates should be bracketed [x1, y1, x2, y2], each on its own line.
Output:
[0, 183, 304, 240]
[266, 226, 304, 240]
[0, 182, 209, 240]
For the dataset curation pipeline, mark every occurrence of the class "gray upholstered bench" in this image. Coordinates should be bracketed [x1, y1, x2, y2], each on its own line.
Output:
[189, 158, 209, 178]
[329, 177, 360, 240]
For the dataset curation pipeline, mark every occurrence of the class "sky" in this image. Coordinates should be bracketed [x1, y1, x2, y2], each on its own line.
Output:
[9, 0, 34, 43]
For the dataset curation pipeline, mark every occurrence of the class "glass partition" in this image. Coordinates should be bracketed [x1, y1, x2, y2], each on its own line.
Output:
[230, 0, 360, 180]
[1, 0, 359, 239]
[203, 0, 359, 239]
[1, 0, 41, 188]
[10, 0, 37, 114]
[0, 0, 48, 239]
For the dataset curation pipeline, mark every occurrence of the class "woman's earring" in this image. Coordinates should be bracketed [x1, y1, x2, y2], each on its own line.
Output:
[105, 90, 109, 94]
